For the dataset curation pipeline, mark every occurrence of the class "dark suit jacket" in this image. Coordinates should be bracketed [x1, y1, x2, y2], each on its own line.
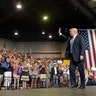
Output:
[61, 34, 85, 62]
[51, 67, 59, 78]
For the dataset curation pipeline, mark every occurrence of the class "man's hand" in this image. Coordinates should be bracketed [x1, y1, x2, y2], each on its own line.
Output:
[80, 55, 84, 61]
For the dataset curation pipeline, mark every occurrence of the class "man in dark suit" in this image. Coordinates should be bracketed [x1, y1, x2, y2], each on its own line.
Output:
[59, 28, 85, 89]
[51, 64, 59, 88]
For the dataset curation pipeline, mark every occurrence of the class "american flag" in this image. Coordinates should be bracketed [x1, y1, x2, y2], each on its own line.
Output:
[78, 29, 96, 69]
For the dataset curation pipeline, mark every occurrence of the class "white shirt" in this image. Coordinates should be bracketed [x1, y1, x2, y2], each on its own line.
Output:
[54, 67, 57, 75]
[70, 34, 78, 53]
[73, 34, 78, 41]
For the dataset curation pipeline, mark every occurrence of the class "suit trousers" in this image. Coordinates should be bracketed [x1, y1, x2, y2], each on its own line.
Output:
[69, 56, 85, 87]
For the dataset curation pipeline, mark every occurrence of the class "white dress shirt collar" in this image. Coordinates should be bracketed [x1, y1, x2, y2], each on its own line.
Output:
[73, 33, 78, 40]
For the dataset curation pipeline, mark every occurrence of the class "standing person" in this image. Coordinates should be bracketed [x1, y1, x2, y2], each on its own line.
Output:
[12, 61, 20, 89]
[51, 64, 59, 88]
[39, 64, 46, 88]
[59, 28, 85, 89]
[30, 62, 39, 89]
[21, 60, 30, 89]
[2, 57, 13, 89]
[45, 65, 51, 88]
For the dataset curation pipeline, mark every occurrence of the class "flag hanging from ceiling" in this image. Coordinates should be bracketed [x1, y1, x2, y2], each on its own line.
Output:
[78, 29, 96, 69]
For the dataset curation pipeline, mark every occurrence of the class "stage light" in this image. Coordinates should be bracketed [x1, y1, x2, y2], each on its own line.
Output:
[16, 2, 22, 9]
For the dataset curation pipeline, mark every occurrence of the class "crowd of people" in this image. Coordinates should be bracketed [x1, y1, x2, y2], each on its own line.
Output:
[0, 49, 96, 90]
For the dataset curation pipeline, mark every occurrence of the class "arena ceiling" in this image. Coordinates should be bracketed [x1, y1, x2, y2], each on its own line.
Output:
[0, 0, 96, 42]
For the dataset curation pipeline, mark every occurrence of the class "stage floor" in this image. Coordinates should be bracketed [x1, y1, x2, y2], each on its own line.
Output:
[0, 86, 96, 96]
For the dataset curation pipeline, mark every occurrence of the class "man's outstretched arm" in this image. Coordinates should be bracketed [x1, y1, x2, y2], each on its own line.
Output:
[58, 27, 68, 39]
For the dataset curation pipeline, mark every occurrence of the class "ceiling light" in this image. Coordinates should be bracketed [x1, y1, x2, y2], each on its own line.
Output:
[49, 34, 52, 38]
[16, 2, 22, 9]
[42, 30, 45, 34]
[43, 16, 48, 20]
[14, 31, 18, 36]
